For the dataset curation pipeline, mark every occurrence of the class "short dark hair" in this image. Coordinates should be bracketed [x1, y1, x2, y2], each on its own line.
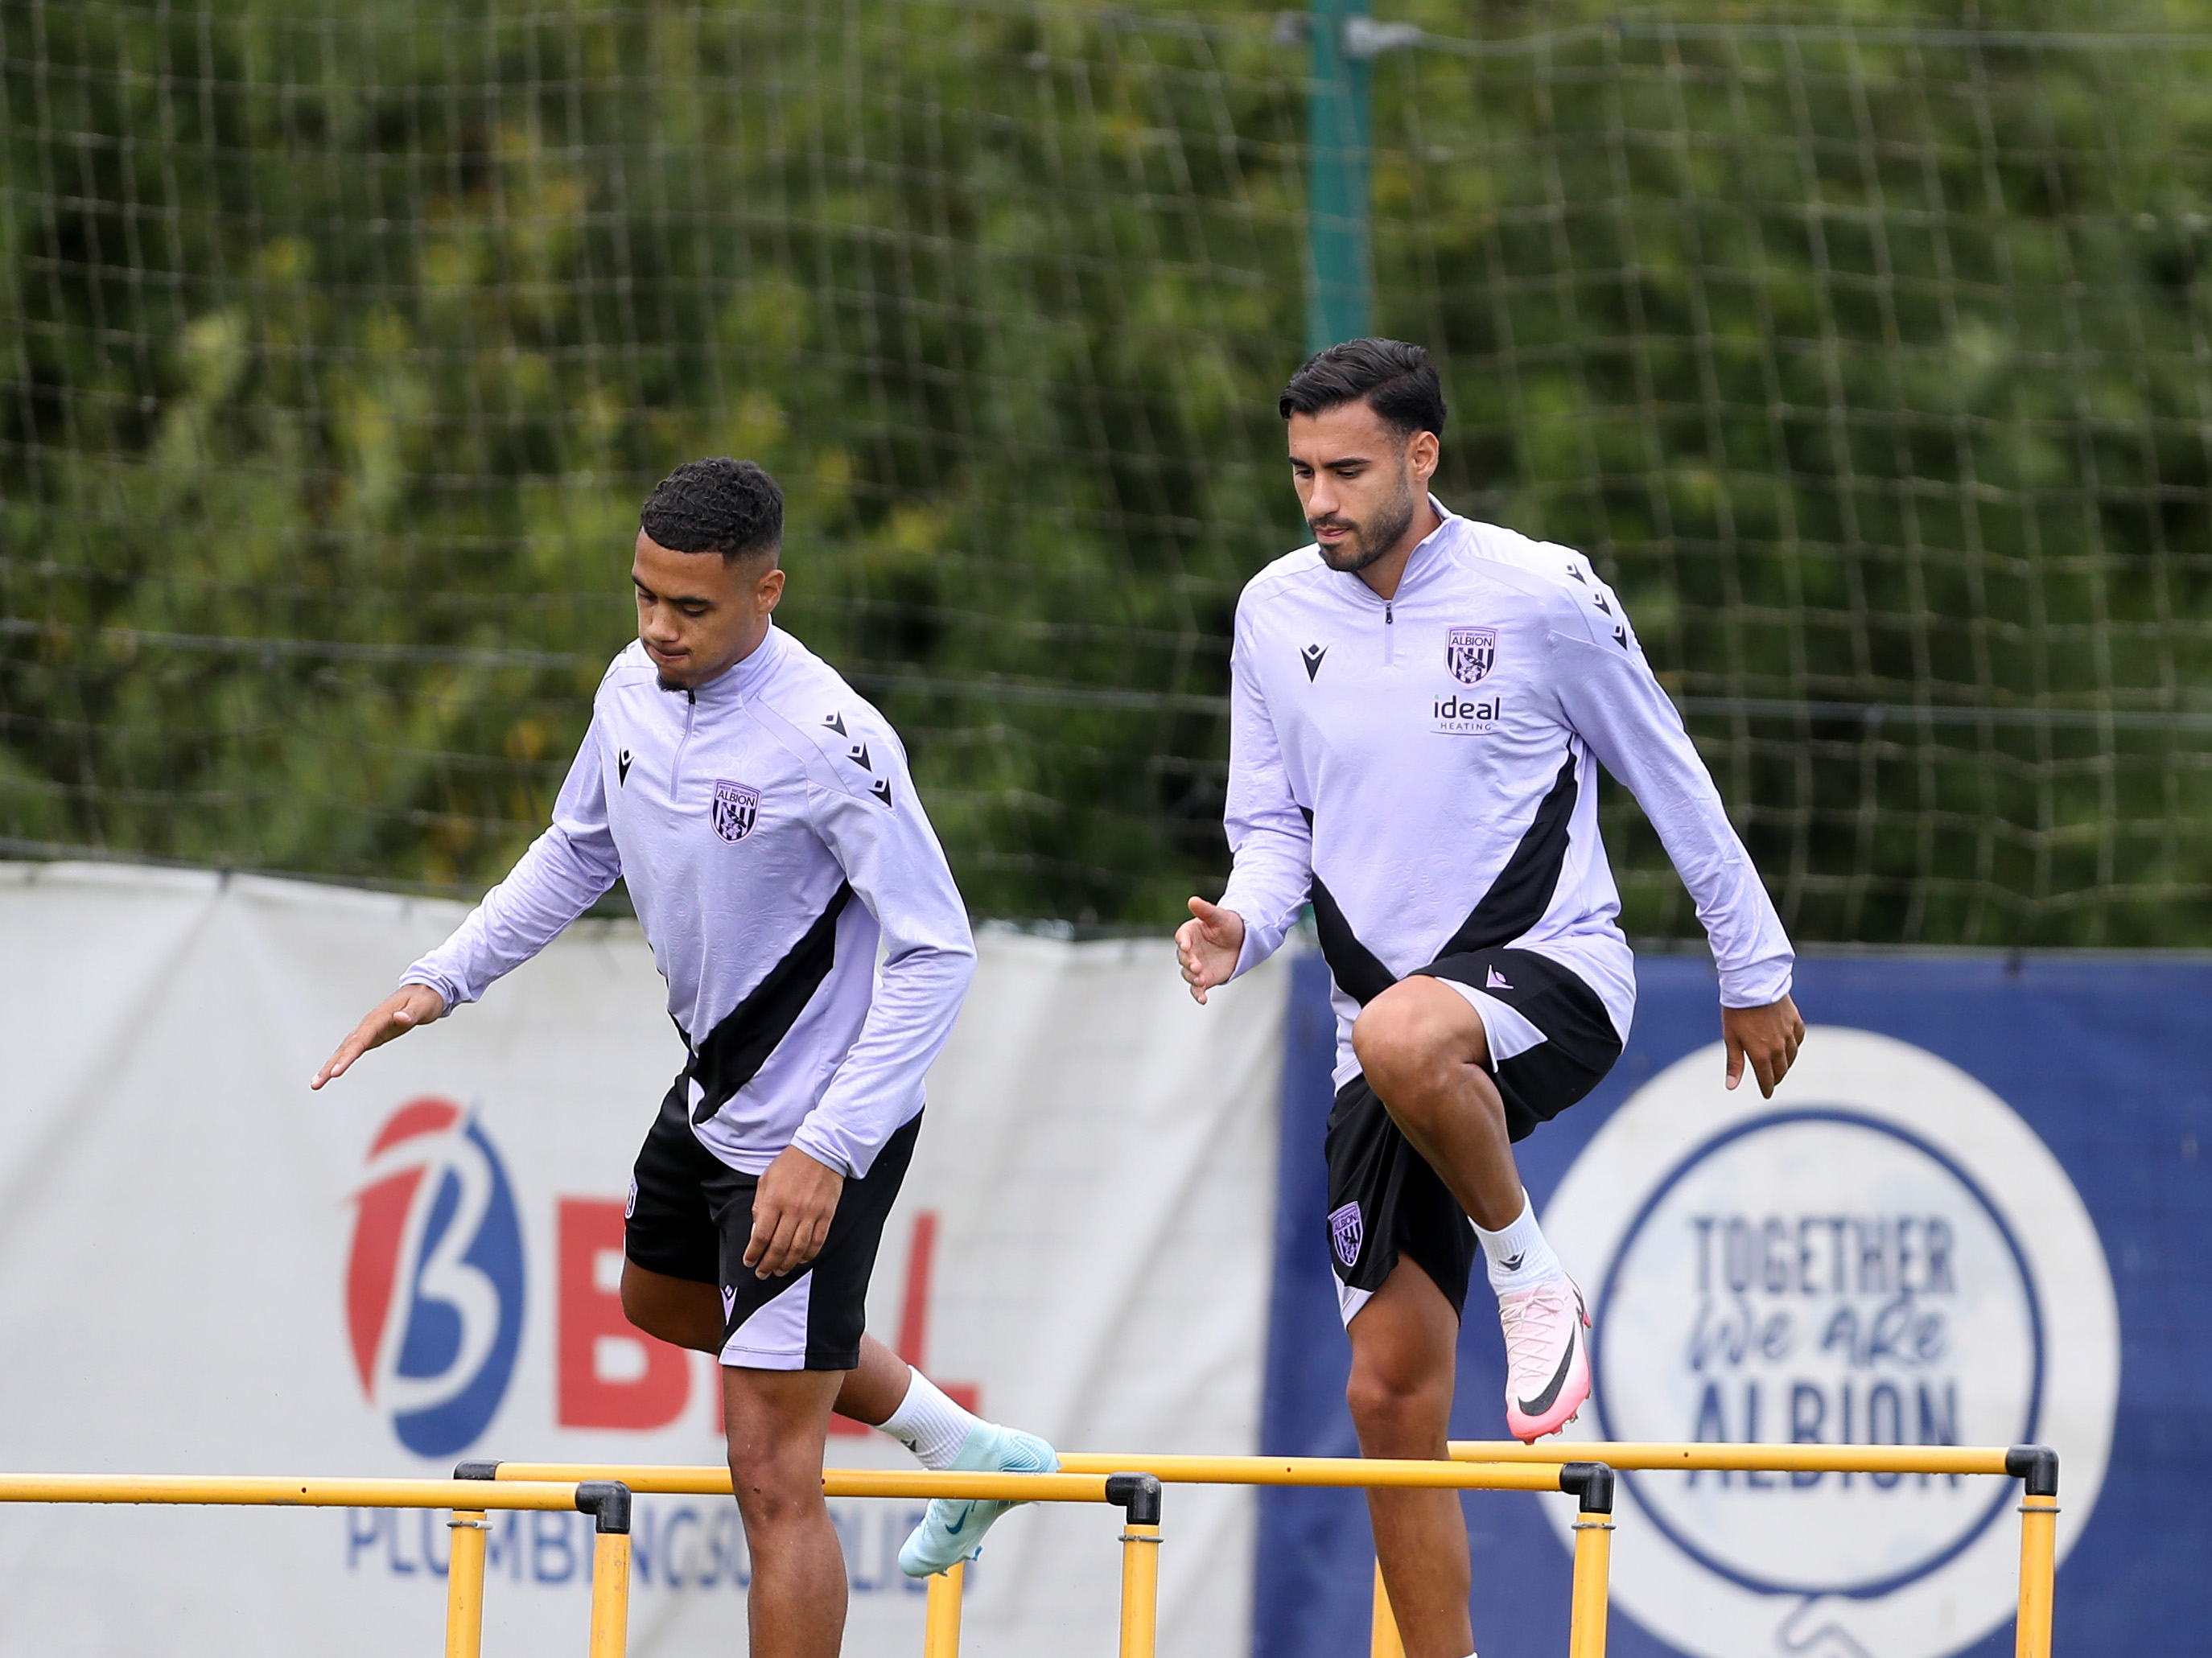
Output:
[1278, 338, 1446, 440]
[639, 458, 784, 561]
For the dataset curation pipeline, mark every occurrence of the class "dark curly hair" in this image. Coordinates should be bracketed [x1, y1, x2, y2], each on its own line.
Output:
[639, 458, 785, 561]
[1278, 338, 1446, 441]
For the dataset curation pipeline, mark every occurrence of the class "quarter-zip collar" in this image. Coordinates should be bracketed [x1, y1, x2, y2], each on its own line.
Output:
[1330, 496, 1460, 666]
[1332, 495, 1460, 610]
[682, 619, 786, 710]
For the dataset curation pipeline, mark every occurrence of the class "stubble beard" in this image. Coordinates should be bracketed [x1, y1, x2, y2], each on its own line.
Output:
[1312, 469, 1419, 574]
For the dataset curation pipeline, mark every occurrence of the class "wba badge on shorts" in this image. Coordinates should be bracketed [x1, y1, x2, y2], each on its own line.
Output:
[1328, 1200, 1364, 1269]
[1448, 625, 1497, 685]
[711, 779, 760, 842]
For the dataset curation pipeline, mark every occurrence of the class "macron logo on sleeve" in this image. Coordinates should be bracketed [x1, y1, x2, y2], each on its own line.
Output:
[1302, 644, 1327, 681]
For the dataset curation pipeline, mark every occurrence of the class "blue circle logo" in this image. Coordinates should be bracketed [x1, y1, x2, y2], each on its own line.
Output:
[1536, 1030, 2119, 1658]
[1592, 1109, 2043, 1598]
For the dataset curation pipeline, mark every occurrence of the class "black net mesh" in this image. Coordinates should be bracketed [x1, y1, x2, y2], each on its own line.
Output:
[8, 3, 2212, 942]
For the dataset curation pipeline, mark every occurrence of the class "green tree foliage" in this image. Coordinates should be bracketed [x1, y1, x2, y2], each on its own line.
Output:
[6, 1, 2212, 940]
[1390, 6, 2212, 944]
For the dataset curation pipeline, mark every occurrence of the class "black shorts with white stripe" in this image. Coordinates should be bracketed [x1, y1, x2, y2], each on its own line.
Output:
[1413, 946, 1622, 1142]
[1322, 948, 1619, 1326]
[624, 1076, 919, 1371]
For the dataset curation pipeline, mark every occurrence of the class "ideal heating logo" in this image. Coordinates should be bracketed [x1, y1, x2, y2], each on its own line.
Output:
[1431, 693, 1500, 735]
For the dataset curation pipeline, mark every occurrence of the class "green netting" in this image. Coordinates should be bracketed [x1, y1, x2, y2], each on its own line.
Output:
[8, 2, 2212, 944]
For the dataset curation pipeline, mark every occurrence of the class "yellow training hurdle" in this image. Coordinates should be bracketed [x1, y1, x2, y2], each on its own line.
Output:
[486, 1439, 2059, 1658]
[0, 1441, 2059, 1658]
[0, 1474, 639, 1656]
[1440, 1439, 2059, 1658]
[477, 1454, 1621, 1658]
[472, 1460, 1180, 1658]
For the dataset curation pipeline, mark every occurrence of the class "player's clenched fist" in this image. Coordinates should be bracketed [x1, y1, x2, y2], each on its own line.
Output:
[1721, 994, 1806, 1098]
[744, 1143, 844, 1279]
[1176, 896, 1246, 1005]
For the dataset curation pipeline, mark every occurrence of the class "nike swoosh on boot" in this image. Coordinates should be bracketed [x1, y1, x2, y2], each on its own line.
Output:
[1516, 1323, 1578, 1417]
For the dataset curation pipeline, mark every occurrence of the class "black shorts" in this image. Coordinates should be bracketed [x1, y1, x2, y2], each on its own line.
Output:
[624, 1079, 920, 1371]
[1324, 947, 1621, 1326]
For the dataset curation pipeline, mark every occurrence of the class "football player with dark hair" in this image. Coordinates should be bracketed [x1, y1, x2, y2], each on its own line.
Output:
[1180, 344, 1803, 1658]
[317, 457, 1053, 1658]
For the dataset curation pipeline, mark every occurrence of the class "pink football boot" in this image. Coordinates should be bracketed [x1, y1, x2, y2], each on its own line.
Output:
[1499, 1274, 1591, 1442]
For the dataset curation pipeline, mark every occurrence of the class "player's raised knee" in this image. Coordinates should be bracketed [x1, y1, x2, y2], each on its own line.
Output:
[1353, 977, 1482, 1099]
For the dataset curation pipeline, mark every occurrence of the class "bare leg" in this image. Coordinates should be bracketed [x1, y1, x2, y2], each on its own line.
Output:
[620, 1261, 723, 1351]
[834, 1335, 919, 1424]
[1346, 1260, 1472, 1658]
[620, 1260, 912, 1422]
[725, 1365, 846, 1658]
[1353, 977, 1522, 1230]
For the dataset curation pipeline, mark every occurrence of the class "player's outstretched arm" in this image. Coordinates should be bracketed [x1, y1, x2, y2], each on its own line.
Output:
[311, 983, 447, 1090]
[1722, 994, 1805, 1098]
[1176, 897, 1246, 1006]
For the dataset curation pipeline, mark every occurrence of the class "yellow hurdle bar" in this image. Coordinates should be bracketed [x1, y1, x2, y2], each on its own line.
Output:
[1445, 1440, 2016, 1475]
[489, 1463, 1117, 1504]
[1368, 1563, 1407, 1658]
[1107, 1474, 1164, 1658]
[0, 1473, 588, 1510]
[0, 1475, 635, 1658]
[1360, 1462, 1617, 1658]
[2010, 1448, 2060, 1658]
[2017, 1495, 2058, 1658]
[494, 1456, 1582, 1658]
[825, 1470, 1114, 1504]
[1118, 1519, 1161, 1658]
[1567, 1503, 1613, 1658]
[590, 1527, 632, 1658]
[1059, 1453, 1567, 1493]
[575, 1483, 634, 1658]
[445, 1509, 490, 1658]
[921, 1560, 966, 1658]
[496, 1455, 1565, 1497]
[488, 1461, 1166, 1658]
[1448, 1439, 2063, 1658]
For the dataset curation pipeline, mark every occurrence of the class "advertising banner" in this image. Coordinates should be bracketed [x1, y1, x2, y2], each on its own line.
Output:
[0, 862, 1287, 1656]
[1257, 951, 2210, 1658]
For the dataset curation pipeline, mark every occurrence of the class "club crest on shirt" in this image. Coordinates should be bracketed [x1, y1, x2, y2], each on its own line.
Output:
[1328, 1200, 1364, 1269]
[711, 779, 760, 842]
[1448, 625, 1498, 685]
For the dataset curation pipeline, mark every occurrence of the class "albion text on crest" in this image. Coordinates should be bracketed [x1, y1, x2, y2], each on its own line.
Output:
[1448, 625, 1498, 685]
[1328, 1200, 1364, 1269]
[712, 780, 760, 842]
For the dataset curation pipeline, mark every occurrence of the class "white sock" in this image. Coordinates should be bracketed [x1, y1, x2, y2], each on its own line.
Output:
[876, 1368, 981, 1471]
[1474, 1191, 1559, 1294]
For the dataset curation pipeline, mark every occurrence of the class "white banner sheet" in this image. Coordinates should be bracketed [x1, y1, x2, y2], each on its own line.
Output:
[0, 862, 1286, 1656]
